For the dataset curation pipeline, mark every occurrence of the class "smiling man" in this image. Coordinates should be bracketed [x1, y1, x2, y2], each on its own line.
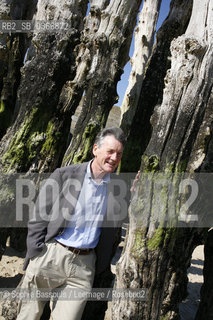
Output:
[17, 127, 127, 320]
[92, 134, 123, 178]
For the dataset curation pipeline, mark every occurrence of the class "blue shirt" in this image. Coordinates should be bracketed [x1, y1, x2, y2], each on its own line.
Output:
[55, 161, 110, 248]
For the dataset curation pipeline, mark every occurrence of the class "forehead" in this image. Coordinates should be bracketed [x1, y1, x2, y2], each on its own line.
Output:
[100, 135, 123, 151]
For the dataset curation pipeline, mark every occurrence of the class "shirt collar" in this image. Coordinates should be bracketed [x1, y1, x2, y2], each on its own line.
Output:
[87, 159, 110, 184]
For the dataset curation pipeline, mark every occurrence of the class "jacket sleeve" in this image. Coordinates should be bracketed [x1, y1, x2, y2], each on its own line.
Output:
[26, 168, 62, 259]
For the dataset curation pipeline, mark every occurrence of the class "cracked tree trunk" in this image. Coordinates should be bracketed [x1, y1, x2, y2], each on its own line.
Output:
[0, 0, 37, 140]
[196, 229, 213, 320]
[0, 1, 139, 319]
[195, 95, 213, 320]
[0, 0, 212, 319]
[113, 0, 213, 319]
[0, 0, 88, 174]
[0, 0, 88, 265]
[120, 0, 162, 136]
[120, 0, 193, 172]
[62, 0, 142, 166]
[0, 1, 88, 319]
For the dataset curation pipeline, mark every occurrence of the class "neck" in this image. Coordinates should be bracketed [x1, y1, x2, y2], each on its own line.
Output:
[90, 160, 106, 182]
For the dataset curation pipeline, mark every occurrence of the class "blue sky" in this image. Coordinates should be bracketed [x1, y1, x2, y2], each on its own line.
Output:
[117, 0, 171, 106]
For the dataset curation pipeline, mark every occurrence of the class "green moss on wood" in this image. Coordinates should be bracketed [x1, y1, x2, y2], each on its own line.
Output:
[142, 155, 160, 173]
[164, 158, 188, 174]
[40, 121, 61, 156]
[2, 108, 38, 171]
[72, 122, 101, 164]
[160, 316, 169, 320]
[147, 228, 164, 250]
[163, 228, 177, 253]
[140, 155, 188, 175]
[146, 227, 177, 252]
[0, 99, 13, 138]
[132, 228, 147, 256]
[1, 107, 63, 172]
[175, 159, 188, 173]
[0, 99, 5, 113]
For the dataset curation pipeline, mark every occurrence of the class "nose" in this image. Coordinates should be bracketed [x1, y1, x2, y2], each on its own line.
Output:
[110, 152, 118, 161]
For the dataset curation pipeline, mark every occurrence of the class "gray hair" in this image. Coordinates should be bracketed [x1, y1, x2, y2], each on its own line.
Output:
[95, 127, 126, 147]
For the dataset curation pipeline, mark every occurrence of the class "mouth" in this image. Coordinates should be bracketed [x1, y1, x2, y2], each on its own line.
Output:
[106, 162, 116, 168]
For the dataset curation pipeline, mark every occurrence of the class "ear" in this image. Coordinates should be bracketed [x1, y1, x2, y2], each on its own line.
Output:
[92, 143, 98, 157]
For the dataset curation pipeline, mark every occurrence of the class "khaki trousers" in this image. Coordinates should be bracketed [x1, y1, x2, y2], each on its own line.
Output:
[17, 240, 96, 320]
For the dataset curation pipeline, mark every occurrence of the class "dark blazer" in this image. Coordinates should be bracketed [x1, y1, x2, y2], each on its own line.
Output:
[23, 162, 128, 274]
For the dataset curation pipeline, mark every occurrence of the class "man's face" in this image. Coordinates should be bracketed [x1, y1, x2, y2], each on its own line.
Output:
[92, 135, 124, 174]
